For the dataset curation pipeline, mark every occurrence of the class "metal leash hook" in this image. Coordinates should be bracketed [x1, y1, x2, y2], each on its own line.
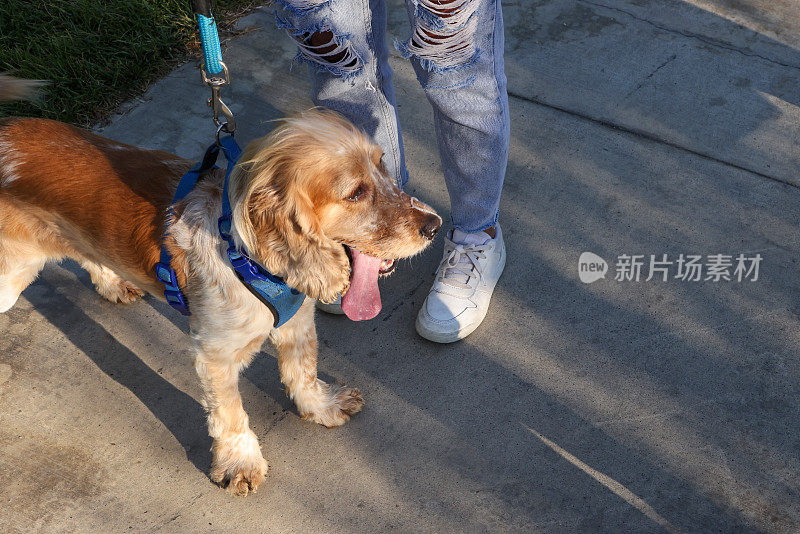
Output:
[201, 61, 236, 139]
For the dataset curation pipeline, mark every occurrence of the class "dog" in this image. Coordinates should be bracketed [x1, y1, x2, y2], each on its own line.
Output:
[0, 75, 441, 495]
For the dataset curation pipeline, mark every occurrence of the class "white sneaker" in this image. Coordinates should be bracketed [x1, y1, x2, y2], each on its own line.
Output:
[316, 295, 345, 315]
[416, 224, 506, 343]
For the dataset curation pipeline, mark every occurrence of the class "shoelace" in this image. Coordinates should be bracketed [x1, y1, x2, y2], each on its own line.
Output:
[438, 242, 491, 289]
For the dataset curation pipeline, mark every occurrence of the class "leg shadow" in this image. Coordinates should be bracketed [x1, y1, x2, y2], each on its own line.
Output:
[26, 274, 212, 475]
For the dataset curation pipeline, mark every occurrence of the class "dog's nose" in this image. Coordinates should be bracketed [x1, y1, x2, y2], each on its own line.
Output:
[420, 216, 441, 240]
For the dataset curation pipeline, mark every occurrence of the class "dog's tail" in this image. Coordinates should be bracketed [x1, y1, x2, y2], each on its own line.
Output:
[0, 74, 46, 102]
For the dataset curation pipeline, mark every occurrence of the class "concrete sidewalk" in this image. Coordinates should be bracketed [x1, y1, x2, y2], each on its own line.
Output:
[2, 0, 800, 532]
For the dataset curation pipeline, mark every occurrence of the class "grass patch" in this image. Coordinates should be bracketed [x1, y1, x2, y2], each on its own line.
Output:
[0, 0, 259, 126]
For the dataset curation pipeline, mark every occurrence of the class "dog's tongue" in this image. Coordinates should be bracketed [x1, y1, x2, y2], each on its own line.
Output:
[341, 247, 382, 321]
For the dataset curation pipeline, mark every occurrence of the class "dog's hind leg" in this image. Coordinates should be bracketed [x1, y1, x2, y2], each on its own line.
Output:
[194, 335, 269, 497]
[0, 251, 46, 312]
[271, 299, 365, 428]
[0, 233, 49, 312]
[80, 260, 144, 304]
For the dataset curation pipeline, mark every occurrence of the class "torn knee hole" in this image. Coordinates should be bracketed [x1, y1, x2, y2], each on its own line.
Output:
[304, 30, 358, 68]
[401, 0, 479, 68]
[287, 28, 361, 72]
[420, 0, 471, 18]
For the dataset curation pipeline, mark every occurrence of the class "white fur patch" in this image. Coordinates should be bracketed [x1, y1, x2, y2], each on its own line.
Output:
[0, 287, 20, 313]
[105, 143, 134, 151]
[0, 135, 22, 186]
[222, 430, 263, 466]
[373, 168, 396, 195]
[411, 196, 439, 218]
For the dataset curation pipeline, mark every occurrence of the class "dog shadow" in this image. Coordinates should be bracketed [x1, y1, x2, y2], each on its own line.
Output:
[25, 264, 213, 476]
[32, 260, 323, 472]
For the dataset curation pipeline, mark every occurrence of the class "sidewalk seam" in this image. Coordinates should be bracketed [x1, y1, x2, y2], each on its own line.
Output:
[507, 90, 799, 191]
[581, 0, 800, 72]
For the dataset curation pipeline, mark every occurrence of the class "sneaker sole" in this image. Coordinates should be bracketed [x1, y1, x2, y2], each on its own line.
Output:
[315, 300, 345, 315]
[415, 241, 506, 344]
[415, 313, 487, 343]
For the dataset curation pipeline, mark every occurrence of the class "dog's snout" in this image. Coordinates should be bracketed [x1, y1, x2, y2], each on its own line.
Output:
[420, 216, 441, 240]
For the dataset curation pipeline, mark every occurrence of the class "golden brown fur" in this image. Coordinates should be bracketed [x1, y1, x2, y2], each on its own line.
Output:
[0, 99, 440, 495]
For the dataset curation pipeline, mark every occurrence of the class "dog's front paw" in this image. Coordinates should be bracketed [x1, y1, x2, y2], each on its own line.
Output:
[115, 280, 145, 304]
[211, 459, 268, 497]
[86, 263, 145, 304]
[210, 432, 268, 496]
[300, 383, 364, 428]
[97, 278, 144, 304]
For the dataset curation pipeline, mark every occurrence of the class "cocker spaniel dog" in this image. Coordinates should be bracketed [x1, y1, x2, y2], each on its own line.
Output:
[0, 77, 441, 495]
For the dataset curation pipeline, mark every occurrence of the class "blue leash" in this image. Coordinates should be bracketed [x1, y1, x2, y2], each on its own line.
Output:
[192, 0, 223, 75]
[154, 3, 305, 327]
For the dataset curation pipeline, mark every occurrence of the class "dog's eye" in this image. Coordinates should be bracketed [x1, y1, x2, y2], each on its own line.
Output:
[346, 184, 367, 202]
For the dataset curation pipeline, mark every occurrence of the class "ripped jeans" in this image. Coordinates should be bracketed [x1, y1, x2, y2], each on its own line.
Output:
[274, 0, 509, 233]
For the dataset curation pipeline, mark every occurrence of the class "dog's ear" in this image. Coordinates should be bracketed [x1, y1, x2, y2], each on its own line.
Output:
[257, 183, 351, 302]
[230, 146, 350, 303]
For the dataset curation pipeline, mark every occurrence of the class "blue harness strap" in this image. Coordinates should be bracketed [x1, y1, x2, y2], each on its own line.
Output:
[154, 144, 221, 315]
[155, 135, 305, 327]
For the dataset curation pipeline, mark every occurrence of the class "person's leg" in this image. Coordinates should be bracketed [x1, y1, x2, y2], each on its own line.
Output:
[397, 0, 509, 232]
[397, 0, 509, 342]
[274, 0, 408, 187]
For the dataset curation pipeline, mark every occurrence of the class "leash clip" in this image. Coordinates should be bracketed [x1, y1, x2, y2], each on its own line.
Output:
[202, 62, 236, 135]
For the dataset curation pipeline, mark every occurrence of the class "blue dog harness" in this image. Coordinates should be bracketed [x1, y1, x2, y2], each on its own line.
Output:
[154, 135, 305, 327]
